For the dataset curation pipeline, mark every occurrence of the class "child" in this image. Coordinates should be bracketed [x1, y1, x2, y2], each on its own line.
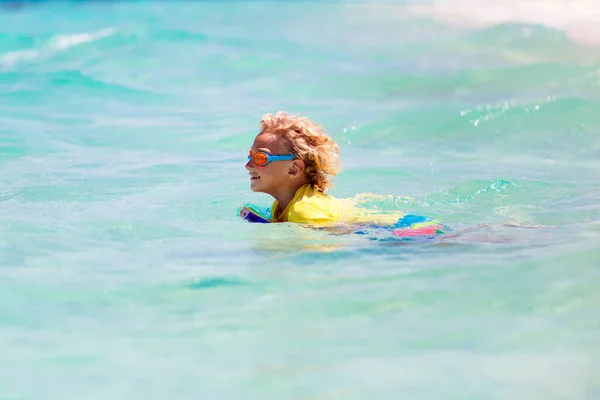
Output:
[245, 111, 341, 224]
[244, 111, 403, 227]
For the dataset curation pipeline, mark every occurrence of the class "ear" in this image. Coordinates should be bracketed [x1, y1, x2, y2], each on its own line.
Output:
[287, 159, 306, 178]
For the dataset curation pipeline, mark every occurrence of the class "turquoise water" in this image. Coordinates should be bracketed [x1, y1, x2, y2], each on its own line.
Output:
[1, 2, 600, 398]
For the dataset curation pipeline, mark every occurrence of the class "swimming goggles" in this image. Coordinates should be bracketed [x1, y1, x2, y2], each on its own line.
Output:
[248, 150, 295, 166]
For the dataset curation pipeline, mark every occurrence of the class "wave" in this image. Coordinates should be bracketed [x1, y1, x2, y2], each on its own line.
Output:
[0, 27, 115, 69]
[405, 0, 600, 47]
[1, 69, 161, 99]
[350, 178, 518, 209]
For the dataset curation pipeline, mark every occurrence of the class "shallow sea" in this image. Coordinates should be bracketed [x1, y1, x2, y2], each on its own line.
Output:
[1, 1, 599, 399]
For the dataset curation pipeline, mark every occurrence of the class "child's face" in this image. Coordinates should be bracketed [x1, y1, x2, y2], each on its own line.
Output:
[245, 134, 294, 196]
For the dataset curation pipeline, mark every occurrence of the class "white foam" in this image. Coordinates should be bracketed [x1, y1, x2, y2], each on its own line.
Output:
[0, 48, 41, 67]
[51, 28, 115, 51]
[0, 28, 116, 69]
[406, 0, 600, 46]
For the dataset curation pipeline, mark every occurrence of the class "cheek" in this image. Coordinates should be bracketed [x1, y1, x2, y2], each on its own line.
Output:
[256, 165, 272, 178]
[257, 165, 280, 173]
[256, 165, 284, 180]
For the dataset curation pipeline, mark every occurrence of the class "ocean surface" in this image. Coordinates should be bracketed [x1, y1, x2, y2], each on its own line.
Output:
[1, 1, 599, 399]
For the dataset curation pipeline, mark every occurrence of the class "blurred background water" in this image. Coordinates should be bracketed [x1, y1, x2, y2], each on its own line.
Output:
[1, 1, 599, 399]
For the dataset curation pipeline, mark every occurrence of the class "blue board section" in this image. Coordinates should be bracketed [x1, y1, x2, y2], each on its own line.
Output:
[394, 214, 429, 228]
[239, 205, 271, 223]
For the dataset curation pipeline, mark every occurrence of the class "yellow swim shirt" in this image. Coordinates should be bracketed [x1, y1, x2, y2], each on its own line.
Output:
[271, 184, 341, 224]
[271, 184, 404, 227]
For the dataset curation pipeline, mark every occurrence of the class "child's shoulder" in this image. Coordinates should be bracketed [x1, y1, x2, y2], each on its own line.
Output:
[300, 184, 340, 207]
[288, 184, 342, 224]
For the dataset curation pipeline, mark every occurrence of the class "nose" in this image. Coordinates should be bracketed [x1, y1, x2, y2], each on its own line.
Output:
[245, 159, 253, 170]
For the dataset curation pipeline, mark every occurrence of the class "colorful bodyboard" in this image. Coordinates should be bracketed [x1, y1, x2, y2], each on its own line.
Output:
[239, 204, 448, 240]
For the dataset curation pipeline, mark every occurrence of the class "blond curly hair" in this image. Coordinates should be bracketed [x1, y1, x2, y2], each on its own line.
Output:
[259, 111, 341, 192]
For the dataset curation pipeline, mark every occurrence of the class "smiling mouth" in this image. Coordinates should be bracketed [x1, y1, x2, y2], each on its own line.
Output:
[250, 175, 260, 180]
